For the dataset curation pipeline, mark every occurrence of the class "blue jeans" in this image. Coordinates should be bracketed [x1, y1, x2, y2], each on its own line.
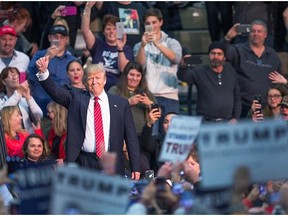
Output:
[152, 97, 180, 138]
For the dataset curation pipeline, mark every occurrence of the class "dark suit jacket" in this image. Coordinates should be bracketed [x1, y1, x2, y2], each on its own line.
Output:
[40, 75, 140, 175]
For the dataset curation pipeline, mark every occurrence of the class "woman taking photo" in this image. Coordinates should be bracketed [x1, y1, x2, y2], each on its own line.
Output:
[1, 106, 43, 158]
[109, 61, 156, 137]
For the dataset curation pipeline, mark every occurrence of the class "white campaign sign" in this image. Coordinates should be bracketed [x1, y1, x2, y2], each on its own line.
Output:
[50, 165, 130, 214]
[197, 120, 288, 189]
[159, 115, 202, 162]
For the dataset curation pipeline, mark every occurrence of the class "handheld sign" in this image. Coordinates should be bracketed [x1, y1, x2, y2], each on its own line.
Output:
[50, 165, 131, 214]
[159, 115, 202, 162]
[197, 120, 288, 189]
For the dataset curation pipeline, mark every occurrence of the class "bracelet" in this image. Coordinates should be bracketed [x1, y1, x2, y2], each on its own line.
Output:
[117, 50, 124, 52]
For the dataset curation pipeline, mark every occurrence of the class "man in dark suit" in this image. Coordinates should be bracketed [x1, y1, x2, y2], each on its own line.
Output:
[35, 56, 140, 180]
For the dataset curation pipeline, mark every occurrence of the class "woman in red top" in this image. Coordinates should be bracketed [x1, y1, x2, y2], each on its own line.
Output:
[1, 106, 43, 158]
[47, 101, 67, 164]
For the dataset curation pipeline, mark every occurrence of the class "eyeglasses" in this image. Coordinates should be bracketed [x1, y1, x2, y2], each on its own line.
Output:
[6, 74, 19, 79]
[281, 104, 288, 109]
[267, 95, 282, 99]
[217, 73, 222, 86]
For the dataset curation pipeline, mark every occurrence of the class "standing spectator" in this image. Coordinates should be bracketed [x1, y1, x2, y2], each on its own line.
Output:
[108, 61, 155, 138]
[0, 106, 43, 158]
[205, 2, 233, 41]
[224, 20, 282, 117]
[0, 67, 43, 134]
[27, 24, 76, 137]
[232, 2, 274, 47]
[47, 101, 67, 164]
[0, 25, 29, 78]
[36, 56, 140, 180]
[95, 1, 147, 48]
[134, 8, 182, 137]
[82, 1, 133, 91]
[64, 59, 86, 91]
[177, 41, 241, 123]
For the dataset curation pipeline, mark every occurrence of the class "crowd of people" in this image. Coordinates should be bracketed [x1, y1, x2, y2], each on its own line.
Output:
[0, 1, 288, 214]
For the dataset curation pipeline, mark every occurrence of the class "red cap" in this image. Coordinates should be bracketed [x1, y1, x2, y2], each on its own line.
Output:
[0, 25, 16, 37]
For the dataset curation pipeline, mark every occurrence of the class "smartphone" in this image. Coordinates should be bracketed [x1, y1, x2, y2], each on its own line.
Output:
[116, 22, 125, 39]
[19, 72, 27, 84]
[258, 183, 266, 196]
[61, 6, 77, 16]
[236, 24, 251, 34]
[145, 170, 154, 182]
[145, 25, 153, 33]
[184, 55, 203, 66]
[137, 88, 145, 96]
[151, 103, 160, 112]
[254, 95, 262, 114]
[50, 39, 59, 47]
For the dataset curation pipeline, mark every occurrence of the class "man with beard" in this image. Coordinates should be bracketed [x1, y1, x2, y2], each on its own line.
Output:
[177, 41, 241, 123]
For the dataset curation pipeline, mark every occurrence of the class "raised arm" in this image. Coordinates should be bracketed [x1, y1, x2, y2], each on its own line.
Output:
[81, 1, 96, 49]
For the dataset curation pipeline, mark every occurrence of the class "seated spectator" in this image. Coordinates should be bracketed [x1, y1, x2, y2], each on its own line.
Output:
[109, 61, 155, 137]
[0, 67, 43, 133]
[0, 25, 30, 78]
[250, 85, 288, 122]
[82, 1, 133, 91]
[47, 101, 67, 164]
[20, 133, 50, 165]
[0, 106, 43, 158]
[279, 95, 288, 121]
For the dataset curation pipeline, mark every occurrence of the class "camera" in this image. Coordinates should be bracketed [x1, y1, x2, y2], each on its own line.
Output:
[254, 94, 262, 114]
[236, 24, 251, 34]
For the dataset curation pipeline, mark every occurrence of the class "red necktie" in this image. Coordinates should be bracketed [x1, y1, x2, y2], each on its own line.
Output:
[94, 96, 105, 158]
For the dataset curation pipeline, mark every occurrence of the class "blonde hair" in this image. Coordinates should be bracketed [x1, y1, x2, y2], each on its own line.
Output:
[1, 106, 24, 138]
[47, 101, 67, 136]
[54, 17, 70, 33]
[83, 63, 106, 84]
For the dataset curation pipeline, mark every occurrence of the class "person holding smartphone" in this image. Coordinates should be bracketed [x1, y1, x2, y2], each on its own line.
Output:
[223, 19, 282, 118]
[81, 1, 133, 91]
[134, 8, 182, 138]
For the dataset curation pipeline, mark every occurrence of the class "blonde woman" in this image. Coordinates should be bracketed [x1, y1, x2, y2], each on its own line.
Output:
[47, 101, 67, 163]
[1, 106, 42, 158]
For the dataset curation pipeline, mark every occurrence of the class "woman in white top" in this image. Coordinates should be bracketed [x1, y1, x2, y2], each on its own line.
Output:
[0, 67, 43, 133]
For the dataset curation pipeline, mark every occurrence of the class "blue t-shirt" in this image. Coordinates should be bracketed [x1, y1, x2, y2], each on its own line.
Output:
[90, 37, 134, 91]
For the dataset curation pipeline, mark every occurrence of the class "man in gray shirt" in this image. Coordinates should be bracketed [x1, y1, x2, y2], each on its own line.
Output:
[178, 42, 241, 123]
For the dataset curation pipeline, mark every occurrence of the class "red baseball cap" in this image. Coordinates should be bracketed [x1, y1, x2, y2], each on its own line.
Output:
[0, 25, 16, 37]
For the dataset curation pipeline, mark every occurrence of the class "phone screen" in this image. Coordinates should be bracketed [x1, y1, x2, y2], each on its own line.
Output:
[145, 25, 153, 33]
[116, 22, 124, 39]
[50, 39, 59, 47]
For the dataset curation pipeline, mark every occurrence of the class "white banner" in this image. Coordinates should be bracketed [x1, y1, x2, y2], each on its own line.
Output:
[197, 120, 288, 189]
[50, 165, 130, 214]
[159, 115, 202, 162]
